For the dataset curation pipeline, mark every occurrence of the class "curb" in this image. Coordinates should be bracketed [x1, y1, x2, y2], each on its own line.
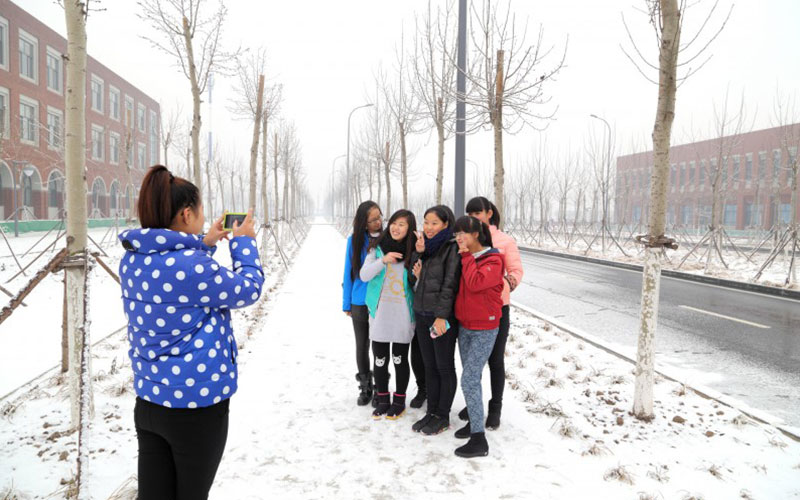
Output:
[510, 301, 800, 443]
[518, 245, 800, 301]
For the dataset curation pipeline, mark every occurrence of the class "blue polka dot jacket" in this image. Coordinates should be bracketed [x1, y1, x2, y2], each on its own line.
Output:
[118, 228, 264, 408]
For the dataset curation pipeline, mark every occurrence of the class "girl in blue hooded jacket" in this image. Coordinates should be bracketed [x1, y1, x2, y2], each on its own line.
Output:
[119, 165, 263, 500]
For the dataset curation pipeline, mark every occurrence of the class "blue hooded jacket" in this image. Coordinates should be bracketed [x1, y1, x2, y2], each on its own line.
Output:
[342, 233, 370, 311]
[118, 228, 264, 408]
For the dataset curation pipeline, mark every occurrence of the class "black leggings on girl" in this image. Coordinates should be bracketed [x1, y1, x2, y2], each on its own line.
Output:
[415, 315, 458, 418]
[350, 305, 371, 375]
[372, 341, 410, 394]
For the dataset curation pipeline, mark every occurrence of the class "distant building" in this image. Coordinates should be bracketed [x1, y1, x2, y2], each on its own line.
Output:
[0, 0, 160, 221]
[615, 124, 799, 231]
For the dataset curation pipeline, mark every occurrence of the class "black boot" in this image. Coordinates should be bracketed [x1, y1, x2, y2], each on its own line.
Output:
[412, 413, 434, 433]
[355, 372, 373, 407]
[455, 422, 471, 439]
[409, 388, 426, 409]
[371, 371, 388, 408]
[486, 401, 502, 430]
[458, 406, 469, 421]
[372, 393, 390, 419]
[455, 432, 489, 458]
[421, 414, 450, 436]
[386, 394, 406, 420]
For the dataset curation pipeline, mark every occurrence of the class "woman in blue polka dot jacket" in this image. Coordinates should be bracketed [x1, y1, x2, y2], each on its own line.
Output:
[119, 165, 264, 500]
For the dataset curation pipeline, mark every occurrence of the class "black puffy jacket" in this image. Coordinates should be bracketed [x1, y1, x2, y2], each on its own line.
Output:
[409, 239, 461, 319]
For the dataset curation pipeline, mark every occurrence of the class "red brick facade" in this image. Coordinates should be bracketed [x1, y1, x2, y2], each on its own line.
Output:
[0, 0, 159, 221]
[615, 124, 800, 231]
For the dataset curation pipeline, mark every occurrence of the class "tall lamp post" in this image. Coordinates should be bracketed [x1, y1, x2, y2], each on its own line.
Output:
[590, 113, 612, 253]
[346, 103, 373, 216]
[454, 0, 467, 217]
[331, 154, 346, 220]
[11, 160, 34, 237]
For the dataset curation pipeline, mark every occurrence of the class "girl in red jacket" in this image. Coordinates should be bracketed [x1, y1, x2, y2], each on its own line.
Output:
[452, 216, 505, 458]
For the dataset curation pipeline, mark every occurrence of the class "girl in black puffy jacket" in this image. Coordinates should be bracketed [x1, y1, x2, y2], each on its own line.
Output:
[408, 205, 461, 436]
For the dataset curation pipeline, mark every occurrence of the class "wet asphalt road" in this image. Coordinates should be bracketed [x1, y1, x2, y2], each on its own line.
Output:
[512, 250, 800, 427]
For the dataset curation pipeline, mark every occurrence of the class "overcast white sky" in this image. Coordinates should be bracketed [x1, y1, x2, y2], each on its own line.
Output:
[21, 0, 800, 210]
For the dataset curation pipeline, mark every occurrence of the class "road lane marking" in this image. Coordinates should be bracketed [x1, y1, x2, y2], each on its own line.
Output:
[679, 305, 771, 329]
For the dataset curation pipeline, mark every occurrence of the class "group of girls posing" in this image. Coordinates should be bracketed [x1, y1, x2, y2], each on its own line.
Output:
[342, 197, 523, 458]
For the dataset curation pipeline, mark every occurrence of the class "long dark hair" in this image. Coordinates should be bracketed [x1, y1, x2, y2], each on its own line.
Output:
[370, 209, 417, 269]
[423, 205, 456, 231]
[465, 196, 500, 227]
[138, 165, 200, 229]
[351, 200, 381, 280]
[454, 215, 494, 247]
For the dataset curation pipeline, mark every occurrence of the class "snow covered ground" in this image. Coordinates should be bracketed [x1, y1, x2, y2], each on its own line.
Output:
[1, 222, 799, 499]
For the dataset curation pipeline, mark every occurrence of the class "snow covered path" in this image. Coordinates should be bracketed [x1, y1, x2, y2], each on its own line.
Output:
[212, 225, 568, 499]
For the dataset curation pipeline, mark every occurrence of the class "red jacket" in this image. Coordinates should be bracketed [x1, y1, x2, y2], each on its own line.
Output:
[455, 248, 506, 330]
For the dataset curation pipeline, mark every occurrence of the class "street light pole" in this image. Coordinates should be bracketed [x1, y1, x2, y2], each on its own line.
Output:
[454, 0, 467, 217]
[591, 114, 612, 253]
[346, 103, 373, 216]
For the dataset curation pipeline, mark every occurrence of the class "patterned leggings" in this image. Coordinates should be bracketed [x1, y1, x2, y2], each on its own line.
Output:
[458, 326, 499, 433]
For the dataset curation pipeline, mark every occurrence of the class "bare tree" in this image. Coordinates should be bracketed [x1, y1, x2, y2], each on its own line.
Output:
[623, 0, 731, 420]
[160, 101, 183, 167]
[138, 0, 238, 194]
[411, 0, 458, 204]
[462, 0, 566, 228]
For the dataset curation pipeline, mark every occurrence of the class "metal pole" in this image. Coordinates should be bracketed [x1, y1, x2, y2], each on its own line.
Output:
[346, 104, 373, 216]
[454, 0, 467, 217]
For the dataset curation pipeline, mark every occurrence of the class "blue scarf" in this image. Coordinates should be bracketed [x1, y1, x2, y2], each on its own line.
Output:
[422, 228, 453, 259]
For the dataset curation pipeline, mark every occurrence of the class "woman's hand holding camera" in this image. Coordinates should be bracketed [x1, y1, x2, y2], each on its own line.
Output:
[203, 214, 229, 247]
[232, 209, 256, 239]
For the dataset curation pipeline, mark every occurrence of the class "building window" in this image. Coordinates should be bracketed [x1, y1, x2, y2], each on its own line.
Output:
[19, 96, 38, 144]
[46, 108, 63, 150]
[670, 164, 676, 188]
[732, 155, 740, 183]
[699, 160, 706, 186]
[688, 161, 695, 186]
[46, 48, 62, 93]
[91, 125, 105, 161]
[137, 104, 146, 132]
[138, 142, 146, 170]
[109, 132, 120, 164]
[721, 157, 728, 188]
[681, 205, 692, 225]
[723, 204, 737, 227]
[22, 175, 33, 207]
[779, 203, 791, 224]
[745, 153, 753, 181]
[0, 87, 8, 138]
[0, 16, 8, 71]
[18, 30, 38, 83]
[149, 109, 159, 164]
[91, 75, 104, 114]
[125, 96, 134, 129]
[679, 162, 685, 187]
[49, 172, 64, 209]
[109, 86, 120, 121]
[127, 136, 134, 167]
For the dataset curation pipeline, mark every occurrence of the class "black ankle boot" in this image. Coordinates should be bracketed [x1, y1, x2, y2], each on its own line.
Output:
[355, 372, 373, 406]
[372, 393, 390, 419]
[409, 388, 426, 409]
[455, 432, 489, 458]
[455, 422, 471, 439]
[412, 413, 434, 433]
[386, 394, 406, 420]
[458, 406, 469, 421]
[486, 401, 502, 430]
[421, 414, 450, 436]
[371, 371, 386, 408]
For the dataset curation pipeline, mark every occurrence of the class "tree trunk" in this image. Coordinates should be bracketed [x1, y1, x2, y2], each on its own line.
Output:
[205, 162, 213, 217]
[182, 17, 203, 194]
[435, 97, 445, 205]
[493, 50, 506, 230]
[260, 112, 269, 258]
[376, 159, 382, 208]
[384, 141, 392, 214]
[64, 0, 93, 432]
[633, 0, 680, 421]
[248, 75, 265, 211]
[400, 121, 408, 209]
[273, 133, 279, 219]
[282, 156, 290, 220]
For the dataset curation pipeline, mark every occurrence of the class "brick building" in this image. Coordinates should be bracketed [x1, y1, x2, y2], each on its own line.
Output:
[0, 0, 159, 222]
[615, 124, 799, 231]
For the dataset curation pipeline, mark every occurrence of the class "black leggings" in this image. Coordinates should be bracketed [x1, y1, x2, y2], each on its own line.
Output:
[488, 305, 511, 407]
[372, 341, 410, 395]
[134, 397, 229, 500]
[410, 334, 425, 393]
[350, 305, 371, 375]
[415, 315, 458, 418]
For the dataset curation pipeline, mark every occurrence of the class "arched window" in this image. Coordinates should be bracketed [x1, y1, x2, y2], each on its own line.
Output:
[91, 178, 106, 216]
[23, 176, 33, 207]
[49, 172, 64, 208]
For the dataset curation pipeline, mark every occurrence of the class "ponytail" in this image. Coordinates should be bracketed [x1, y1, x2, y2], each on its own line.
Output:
[454, 215, 493, 248]
[465, 196, 500, 227]
[137, 165, 200, 229]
